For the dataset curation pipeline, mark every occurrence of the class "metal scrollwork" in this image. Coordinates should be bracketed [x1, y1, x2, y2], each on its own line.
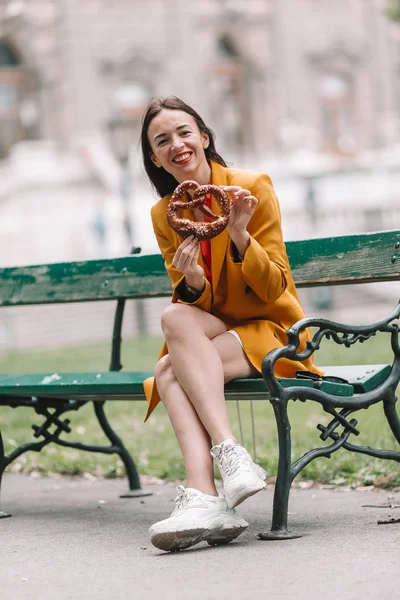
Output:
[258, 302, 400, 540]
[0, 396, 148, 517]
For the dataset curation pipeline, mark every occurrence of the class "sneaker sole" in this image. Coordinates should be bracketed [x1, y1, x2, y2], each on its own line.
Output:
[225, 478, 266, 509]
[206, 523, 248, 546]
[150, 517, 248, 552]
[150, 527, 205, 552]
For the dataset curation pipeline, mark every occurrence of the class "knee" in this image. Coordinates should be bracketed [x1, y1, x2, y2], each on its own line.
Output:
[154, 354, 175, 394]
[160, 303, 194, 337]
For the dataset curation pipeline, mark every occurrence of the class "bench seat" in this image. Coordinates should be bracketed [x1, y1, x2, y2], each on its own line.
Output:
[0, 364, 391, 403]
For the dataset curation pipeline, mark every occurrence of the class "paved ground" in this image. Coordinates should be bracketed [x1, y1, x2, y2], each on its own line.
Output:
[1, 474, 399, 600]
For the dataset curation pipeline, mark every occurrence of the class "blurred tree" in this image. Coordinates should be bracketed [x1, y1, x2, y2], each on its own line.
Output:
[387, 0, 400, 21]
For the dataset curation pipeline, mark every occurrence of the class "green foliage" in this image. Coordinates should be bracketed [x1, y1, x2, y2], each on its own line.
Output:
[387, 0, 400, 21]
[0, 332, 398, 487]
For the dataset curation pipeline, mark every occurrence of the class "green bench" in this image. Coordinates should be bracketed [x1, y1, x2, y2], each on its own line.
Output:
[0, 230, 399, 538]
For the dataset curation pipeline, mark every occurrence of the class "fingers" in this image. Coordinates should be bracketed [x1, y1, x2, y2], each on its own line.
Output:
[221, 186, 242, 197]
[177, 234, 197, 251]
[236, 192, 257, 210]
[172, 235, 197, 266]
[222, 186, 258, 208]
[172, 235, 200, 273]
[226, 188, 258, 211]
[245, 195, 258, 210]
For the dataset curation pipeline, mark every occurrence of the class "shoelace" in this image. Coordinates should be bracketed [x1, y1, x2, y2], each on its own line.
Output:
[171, 485, 203, 515]
[216, 444, 250, 477]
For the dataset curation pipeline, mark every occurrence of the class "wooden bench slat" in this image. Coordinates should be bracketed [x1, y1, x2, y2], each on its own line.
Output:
[0, 255, 172, 306]
[320, 364, 391, 393]
[0, 372, 270, 399]
[0, 372, 153, 398]
[0, 364, 390, 401]
[0, 231, 398, 306]
[278, 378, 354, 396]
[289, 230, 400, 287]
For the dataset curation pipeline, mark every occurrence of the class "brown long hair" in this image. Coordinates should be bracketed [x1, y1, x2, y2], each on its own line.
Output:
[140, 96, 227, 197]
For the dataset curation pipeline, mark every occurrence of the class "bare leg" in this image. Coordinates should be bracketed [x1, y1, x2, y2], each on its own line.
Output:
[155, 355, 217, 495]
[156, 304, 258, 495]
[161, 303, 256, 445]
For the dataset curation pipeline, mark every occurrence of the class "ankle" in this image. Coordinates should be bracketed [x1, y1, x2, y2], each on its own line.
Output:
[186, 481, 218, 497]
[212, 435, 237, 447]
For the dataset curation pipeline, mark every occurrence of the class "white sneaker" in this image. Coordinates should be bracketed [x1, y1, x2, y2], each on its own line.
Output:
[149, 485, 249, 552]
[211, 439, 267, 509]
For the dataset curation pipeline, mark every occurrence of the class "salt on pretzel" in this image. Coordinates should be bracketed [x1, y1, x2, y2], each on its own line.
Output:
[167, 180, 231, 240]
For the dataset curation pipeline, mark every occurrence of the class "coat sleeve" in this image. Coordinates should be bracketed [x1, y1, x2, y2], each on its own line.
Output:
[151, 206, 212, 312]
[240, 174, 289, 304]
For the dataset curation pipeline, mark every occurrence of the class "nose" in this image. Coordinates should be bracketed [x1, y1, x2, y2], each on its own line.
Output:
[170, 135, 184, 153]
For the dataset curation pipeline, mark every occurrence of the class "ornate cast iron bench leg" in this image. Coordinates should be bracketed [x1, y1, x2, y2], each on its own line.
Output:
[258, 397, 302, 540]
[0, 431, 12, 518]
[108, 298, 152, 498]
[93, 402, 152, 498]
[0, 396, 152, 517]
[258, 302, 400, 541]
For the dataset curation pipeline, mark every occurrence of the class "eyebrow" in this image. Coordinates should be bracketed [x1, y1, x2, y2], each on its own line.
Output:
[153, 124, 193, 143]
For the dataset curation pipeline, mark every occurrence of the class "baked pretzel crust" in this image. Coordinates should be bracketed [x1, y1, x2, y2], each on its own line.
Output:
[167, 180, 231, 240]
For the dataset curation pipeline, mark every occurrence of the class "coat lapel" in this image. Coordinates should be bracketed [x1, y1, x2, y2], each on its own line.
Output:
[210, 162, 230, 293]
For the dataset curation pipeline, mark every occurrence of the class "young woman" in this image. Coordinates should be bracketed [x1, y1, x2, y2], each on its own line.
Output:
[140, 96, 321, 552]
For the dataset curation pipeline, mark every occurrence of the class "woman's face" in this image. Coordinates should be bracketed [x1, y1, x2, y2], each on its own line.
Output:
[148, 109, 210, 184]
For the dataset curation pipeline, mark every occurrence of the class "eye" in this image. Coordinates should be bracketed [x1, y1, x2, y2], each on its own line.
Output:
[180, 130, 190, 136]
[157, 138, 167, 147]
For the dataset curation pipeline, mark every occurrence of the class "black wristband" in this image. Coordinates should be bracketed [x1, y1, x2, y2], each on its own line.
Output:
[232, 243, 244, 263]
[185, 281, 202, 296]
[178, 279, 203, 302]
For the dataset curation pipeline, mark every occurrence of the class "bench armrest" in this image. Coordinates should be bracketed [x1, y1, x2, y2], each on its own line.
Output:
[262, 301, 400, 393]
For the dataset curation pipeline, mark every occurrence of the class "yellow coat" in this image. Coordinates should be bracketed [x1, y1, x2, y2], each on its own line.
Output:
[143, 161, 321, 420]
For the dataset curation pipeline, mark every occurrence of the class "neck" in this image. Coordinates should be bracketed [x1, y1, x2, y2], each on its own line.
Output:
[197, 160, 212, 185]
[180, 160, 211, 186]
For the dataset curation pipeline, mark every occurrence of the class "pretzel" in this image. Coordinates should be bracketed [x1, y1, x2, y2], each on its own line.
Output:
[167, 180, 231, 240]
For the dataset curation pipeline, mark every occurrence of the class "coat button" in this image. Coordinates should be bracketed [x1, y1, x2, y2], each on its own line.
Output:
[245, 286, 252, 294]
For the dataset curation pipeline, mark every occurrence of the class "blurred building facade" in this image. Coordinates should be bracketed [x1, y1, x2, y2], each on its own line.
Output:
[0, 0, 399, 350]
[0, 0, 399, 162]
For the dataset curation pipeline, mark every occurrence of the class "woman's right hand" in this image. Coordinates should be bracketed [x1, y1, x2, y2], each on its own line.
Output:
[172, 235, 205, 290]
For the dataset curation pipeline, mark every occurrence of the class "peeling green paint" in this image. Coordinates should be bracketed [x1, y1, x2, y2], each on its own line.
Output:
[0, 230, 399, 306]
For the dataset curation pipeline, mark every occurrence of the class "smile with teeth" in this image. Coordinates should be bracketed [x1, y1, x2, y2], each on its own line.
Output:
[172, 152, 192, 164]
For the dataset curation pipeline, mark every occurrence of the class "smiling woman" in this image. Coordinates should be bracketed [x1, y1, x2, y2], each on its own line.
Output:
[140, 96, 227, 198]
[139, 95, 322, 552]
[148, 111, 212, 186]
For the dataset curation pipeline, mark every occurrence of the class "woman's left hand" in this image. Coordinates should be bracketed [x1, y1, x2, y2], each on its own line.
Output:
[222, 186, 258, 235]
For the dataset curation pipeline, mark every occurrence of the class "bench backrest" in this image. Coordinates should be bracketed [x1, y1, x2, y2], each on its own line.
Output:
[0, 230, 399, 307]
